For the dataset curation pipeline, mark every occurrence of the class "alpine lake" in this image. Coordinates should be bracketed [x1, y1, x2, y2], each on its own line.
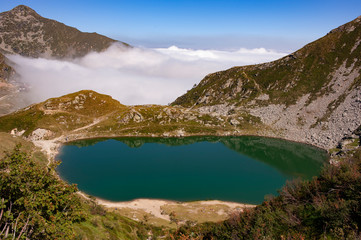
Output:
[56, 136, 329, 204]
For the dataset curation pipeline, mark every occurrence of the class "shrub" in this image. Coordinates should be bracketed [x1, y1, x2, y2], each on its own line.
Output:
[0, 145, 84, 239]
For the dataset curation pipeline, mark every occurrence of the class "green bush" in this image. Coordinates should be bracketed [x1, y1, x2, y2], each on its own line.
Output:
[0, 145, 84, 239]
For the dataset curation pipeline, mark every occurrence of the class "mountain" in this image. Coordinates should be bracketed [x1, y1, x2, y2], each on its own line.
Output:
[0, 5, 129, 58]
[0, 5, 131, 116]
[172, 16, 361, 149]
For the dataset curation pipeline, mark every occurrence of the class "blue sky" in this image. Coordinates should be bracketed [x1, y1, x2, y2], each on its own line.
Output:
[1, 0, 360, 51]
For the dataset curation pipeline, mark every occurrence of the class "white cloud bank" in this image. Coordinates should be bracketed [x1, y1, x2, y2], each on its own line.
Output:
[8, 43, 288, 106]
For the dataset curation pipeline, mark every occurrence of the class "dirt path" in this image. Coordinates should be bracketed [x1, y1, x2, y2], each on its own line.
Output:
[72, 110, 117, 132]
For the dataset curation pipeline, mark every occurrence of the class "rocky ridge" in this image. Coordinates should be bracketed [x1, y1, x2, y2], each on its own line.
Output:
[172, 16, 361, 149]
[0, 5, 129, 58]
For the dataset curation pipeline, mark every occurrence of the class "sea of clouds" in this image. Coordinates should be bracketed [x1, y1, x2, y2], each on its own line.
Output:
[7, 43, 288, 106]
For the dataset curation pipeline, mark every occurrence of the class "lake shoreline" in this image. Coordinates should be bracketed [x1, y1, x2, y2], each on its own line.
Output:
[26, 133, 328, 224]
[77, 191, 256, 222]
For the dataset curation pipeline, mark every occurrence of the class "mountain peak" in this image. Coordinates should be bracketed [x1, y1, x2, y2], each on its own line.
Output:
[8, 5, 40, 18]
[0, 5, 127, 58]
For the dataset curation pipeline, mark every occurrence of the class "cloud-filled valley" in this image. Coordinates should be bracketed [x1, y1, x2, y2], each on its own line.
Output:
[8, 43, 288, 106]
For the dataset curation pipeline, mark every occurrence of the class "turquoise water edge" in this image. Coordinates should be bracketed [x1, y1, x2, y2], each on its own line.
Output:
[56, 136, 328, 204]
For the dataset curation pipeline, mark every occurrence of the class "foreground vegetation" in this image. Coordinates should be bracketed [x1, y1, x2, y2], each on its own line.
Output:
[171, 147, 361, 239]
[0, 146, 165, 239]
[0, 145, 83, 239]
[2, 141, 360, 239]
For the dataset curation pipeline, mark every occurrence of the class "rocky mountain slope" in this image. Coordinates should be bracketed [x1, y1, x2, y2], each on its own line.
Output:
[0, 5, 129, 58]
[172, 16, 361, 149]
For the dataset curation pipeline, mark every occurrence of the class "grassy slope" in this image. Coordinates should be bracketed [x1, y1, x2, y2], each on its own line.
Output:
[172, 16, 361, 108]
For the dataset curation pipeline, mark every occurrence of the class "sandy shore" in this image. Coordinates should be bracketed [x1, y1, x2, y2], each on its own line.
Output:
[76, 192, 256, 223]
[96, 197, 256, 222]
[97, 198, 173, 220]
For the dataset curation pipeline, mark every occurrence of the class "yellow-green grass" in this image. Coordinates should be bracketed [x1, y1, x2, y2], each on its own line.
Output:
[161, 202, 240, 224]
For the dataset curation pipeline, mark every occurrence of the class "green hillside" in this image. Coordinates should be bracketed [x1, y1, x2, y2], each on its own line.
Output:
[172, 16, 361, 108]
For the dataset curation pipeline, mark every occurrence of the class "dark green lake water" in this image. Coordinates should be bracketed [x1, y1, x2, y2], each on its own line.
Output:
[56, 136, 328, 204]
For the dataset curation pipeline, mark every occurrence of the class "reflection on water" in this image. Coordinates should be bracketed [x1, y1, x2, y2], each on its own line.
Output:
[71, 136, 327, 178]
[58, 136, 328, 204]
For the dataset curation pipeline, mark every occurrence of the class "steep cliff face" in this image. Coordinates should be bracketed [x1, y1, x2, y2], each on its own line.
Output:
[0, 5, 129, 58]
[172, 16, 361, 149]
